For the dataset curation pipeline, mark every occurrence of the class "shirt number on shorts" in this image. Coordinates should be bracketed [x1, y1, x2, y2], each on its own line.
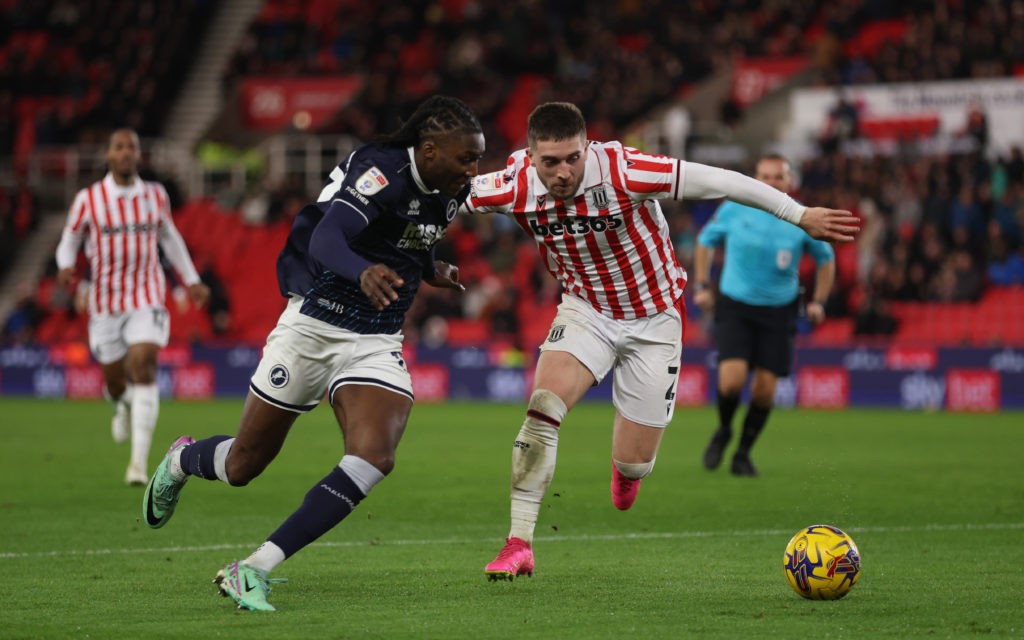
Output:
[664, 365, 679, 415]
[152, 308, 168, 330]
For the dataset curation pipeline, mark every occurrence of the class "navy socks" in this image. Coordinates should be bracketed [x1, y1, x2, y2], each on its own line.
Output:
[179, 435, 232, 480]
[268, 466, 366, 558]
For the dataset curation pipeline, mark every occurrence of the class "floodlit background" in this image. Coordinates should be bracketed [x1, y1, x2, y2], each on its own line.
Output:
[2, 1, 1024, 408]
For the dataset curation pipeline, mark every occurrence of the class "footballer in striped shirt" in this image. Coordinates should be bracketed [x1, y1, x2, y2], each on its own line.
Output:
[56, 128, 210, 486]
[472, 102, 859, 581]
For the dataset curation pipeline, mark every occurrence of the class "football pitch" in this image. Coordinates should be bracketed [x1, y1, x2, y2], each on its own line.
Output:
[2, 399, 1021, 639]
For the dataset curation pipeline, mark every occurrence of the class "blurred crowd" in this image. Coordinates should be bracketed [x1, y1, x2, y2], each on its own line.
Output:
[224, 0, 828, 168]
[4, 0, 1024, 346]
[801, 146, 1024, 309]
[0, 0, 216, 156]
[810, 1, 1024, 86]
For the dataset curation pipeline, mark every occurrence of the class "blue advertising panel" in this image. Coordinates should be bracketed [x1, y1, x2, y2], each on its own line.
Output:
[2, 344, 1022, 409]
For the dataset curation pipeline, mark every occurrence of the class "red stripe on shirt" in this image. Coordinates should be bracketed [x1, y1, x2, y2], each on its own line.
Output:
[606, 147, 671, 314]
[143, 183, 162, 307]
[572, 193, 626, 318]
[600, 207, 646, 316]
[84, 186, 100, 314]
[593, 150, 647, 316]
[623, 178, 672, 194]
[97, 182, 113, 315]
[628, 157, 674, 173]
[552, 199, 602, 311]
[130, 195, 142, 309]
[70, 198, 88, 232]
[116, 195, 129, 314]
[635, 201, 678, 312]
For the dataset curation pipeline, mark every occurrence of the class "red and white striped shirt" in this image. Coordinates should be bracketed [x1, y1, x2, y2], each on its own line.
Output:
[56, 173, 200, 317]
[464, 141, 688, 320]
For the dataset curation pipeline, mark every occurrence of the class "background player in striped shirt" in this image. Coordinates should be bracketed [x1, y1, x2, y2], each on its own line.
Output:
[55, 128, 210, 486]
[466, 102, 859, 581]
[694, 154, 836, 478]
[142, 96, 484, 611]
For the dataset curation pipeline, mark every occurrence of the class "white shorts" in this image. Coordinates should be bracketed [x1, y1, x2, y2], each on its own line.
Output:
[88, 306, 170, 365]
[539, 294, 684, 427]
[250, 297, 413, 413]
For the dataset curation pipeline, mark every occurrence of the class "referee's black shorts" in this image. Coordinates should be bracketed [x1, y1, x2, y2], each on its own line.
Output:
[713, 293, 798, 377]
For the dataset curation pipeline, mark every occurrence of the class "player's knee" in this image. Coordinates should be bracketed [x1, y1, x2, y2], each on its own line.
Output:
[718, 380, 744, 397]
[527, 388, 567, 424]
[750, 386, 776, 407]
[613, 458, 656, 480]
[127, 363, 157, 384]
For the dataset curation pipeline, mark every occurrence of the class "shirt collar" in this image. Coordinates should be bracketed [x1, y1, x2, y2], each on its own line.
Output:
[408, 147, 438, 195]
[103, 172, 143, 196]
[529, 164, 549, 196]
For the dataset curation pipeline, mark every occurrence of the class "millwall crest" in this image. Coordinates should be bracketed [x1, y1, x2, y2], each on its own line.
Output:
[586, 184, 610, 210]
[269, 364, 290, 388]
[547, 324, 566, 343]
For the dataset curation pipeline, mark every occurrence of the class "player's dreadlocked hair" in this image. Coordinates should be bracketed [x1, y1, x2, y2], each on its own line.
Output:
[527, 102, 587, 146]
[379, 96, 482, 148]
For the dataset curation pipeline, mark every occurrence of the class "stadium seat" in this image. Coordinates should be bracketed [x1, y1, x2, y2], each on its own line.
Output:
[445, 318, 491, 346]
[809, 318, 855, 345]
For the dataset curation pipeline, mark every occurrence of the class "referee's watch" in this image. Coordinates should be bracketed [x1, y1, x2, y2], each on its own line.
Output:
[694, 282, 710, 292]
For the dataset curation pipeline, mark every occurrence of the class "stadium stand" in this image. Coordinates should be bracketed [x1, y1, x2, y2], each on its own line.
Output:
[3, 0, 1024, 353]
[0, 0, 217, 159]
[0, 0, 218, 302]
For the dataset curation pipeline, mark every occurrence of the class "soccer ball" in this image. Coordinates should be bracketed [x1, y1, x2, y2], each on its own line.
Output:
[782, 524, 861, 600]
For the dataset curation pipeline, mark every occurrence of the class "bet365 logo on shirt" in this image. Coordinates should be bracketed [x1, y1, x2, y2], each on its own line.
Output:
[528, 216, 623, 237]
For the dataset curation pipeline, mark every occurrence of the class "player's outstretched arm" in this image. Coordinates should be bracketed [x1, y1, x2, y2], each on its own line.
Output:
[798, 208, 860, 243]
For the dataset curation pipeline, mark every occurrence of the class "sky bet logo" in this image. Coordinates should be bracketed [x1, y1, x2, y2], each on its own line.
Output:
[528, 215, 623, 237]
[397, 222, 446, 250]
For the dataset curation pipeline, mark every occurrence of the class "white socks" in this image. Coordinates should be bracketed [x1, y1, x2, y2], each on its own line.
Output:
[509, 389, 566, 543]
[244, 541, 286, 574]
[339, 455, 385, 495]
[212, 438, 235, 484]
[129, 383, 159, 473]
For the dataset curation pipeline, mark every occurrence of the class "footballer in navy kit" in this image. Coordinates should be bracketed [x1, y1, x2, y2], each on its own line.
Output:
[143, 96, 485, 612]
[278, 139, 468, 335]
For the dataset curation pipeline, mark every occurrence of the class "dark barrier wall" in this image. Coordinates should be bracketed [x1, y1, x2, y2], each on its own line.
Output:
[1, 344, 1022, 411]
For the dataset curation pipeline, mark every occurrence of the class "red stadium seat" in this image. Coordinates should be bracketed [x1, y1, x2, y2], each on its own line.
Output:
[809, 318, 855, 345]
[445, 318, 491, 346]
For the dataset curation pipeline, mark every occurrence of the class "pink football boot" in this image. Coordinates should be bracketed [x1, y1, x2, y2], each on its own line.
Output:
[485, 537, 534, 581]
[611, 461, 641, 510]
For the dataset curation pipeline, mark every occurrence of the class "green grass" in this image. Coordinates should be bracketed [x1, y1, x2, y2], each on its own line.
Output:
[1, 399, 1022, 639]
